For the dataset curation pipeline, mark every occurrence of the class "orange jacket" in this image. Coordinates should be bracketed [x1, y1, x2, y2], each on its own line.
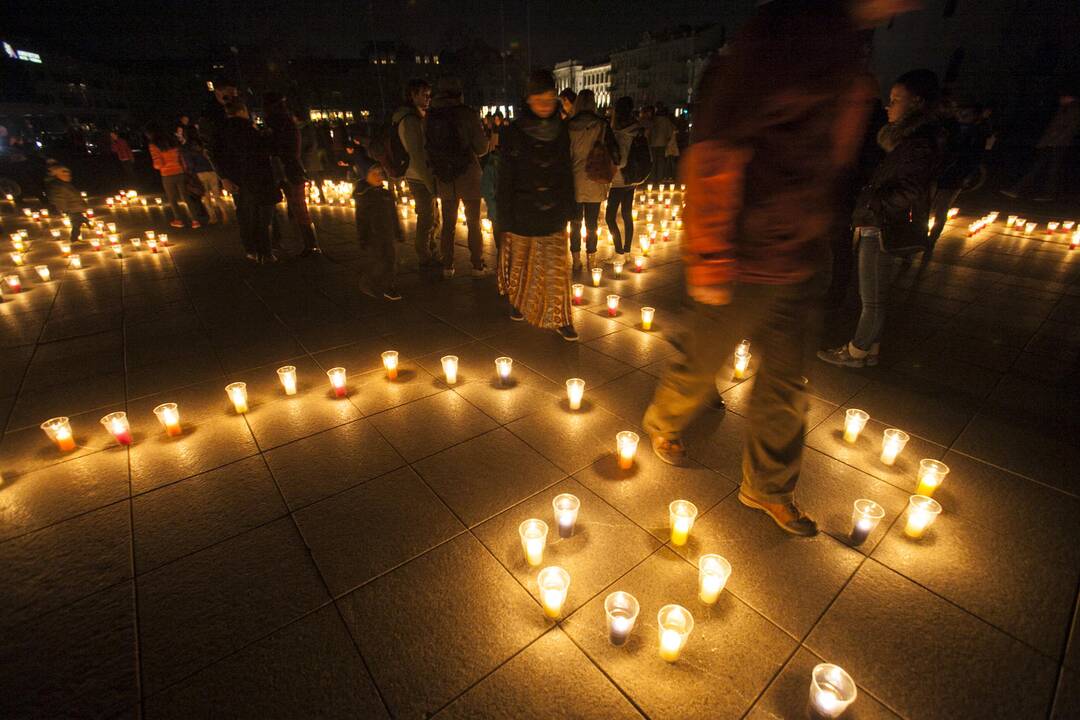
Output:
[149, 144, 184, 176]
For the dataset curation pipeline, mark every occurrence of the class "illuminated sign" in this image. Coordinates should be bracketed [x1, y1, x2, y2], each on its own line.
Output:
[17, 50, 42, 63]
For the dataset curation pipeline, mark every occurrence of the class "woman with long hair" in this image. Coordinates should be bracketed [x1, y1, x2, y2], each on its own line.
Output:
[606, 96, 645, 262]
[146, 124, 200, 228]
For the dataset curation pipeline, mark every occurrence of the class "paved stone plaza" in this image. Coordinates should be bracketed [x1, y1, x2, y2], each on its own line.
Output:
[1, 196, 1078, 719]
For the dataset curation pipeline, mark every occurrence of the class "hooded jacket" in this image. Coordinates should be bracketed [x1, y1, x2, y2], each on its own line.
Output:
[567, 98, 619, 203]
[392, 105, 435, 190]
[611, 120, 645, 188]
[496, 107, 575, 236]
[216, 117, 282, 205]
[46, 177, 85, 213]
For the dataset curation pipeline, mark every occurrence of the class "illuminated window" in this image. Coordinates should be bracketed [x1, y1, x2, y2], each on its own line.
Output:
[433, 55, 439, 64]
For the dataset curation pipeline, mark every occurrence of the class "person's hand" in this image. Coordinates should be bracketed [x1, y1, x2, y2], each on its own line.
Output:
[222, 179, 239, 194]
[688, 283, 732, 306]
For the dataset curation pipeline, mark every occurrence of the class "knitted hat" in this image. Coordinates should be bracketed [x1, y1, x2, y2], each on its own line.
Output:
[526, 69, 557, 97]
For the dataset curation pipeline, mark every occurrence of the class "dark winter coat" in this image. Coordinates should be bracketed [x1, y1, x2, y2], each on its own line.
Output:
[424, 98, 488, 182]
[354, 184, 403, 248]
[266, 109, 305, 185]
[216, 117, 282, 205]
[45, 177, 86, 213]
[853, 110, 944, 253]
[496, 109, 575, 237]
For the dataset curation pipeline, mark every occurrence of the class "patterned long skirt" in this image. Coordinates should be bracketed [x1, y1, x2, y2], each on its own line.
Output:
[497, 231, 572, 330]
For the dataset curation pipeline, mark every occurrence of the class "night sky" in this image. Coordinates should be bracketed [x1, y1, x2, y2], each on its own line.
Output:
[8, 0, 756, 66]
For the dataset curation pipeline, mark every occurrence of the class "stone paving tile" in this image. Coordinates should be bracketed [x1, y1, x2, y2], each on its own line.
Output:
[367, 389, 497, 462]
[128, 414, 260, 495]
[806, 560, 1060, 719]
[337, 533, 548, 718]
[506, 401, 631, 475]
[438, 629, 644, 719]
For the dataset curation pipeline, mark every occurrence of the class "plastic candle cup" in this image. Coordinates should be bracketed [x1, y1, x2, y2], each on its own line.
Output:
[495, 356, 513, 385]
[733, 347, 751, 379]
[537, 566, 571, 618]
[35, 265, 50, 282]
[518, 519, 548, 567]
[915, 458, 949, 497]
[612, 261, 623, 278]
[639, 236, 651, 255]
[225, 382, 249, 414]
[904, 495, 942, 539]
[131, 237, 142, 249]
[441, 355, 459, 385]
[100, 411, 133, 446]
[809, 663, 857, 719]
[5, 274, 22, 293]
[616, 430, 639, 470]
[669, 500, 698, 546]
[1024, 222, 1037, 235]
[69, 255, 82, 269]
[1006, 214, 1018, 227]
[90, 237, 101, 251]
[633, 255, 645, 272]
[1047, 221, 1059, 232]
[571, 283, 585, 304]
[632, 208, 639, 221]
[641, 306, 655, 331]
[591, 267, 602, 287]
[153, 403, 182, 436]
[606, 294, 620, 316]
[946, 207, 959, 220]
[277, 366, 298, 395]
[843, 409, 870, 443]
[850, 499, 885, 546]
[604, 591, 640, 646]
[382, 351, 399, 380]
[657, 604, 694, 662]
[879, 428, 910, 466]
[147, 238, 158, 252]
[11, 252, 24, 266]
[327, 367, 348, 397]
[158, 234, 169, 246]
[566, 378, 585, 410]
[1064, 221, 1075, 231]
[552, 493, 581, 538]
[59, 242, 71, 255]
[697, 554, 732, 605]
[112, 244, 123, 258]
[41, 417, 76, 452]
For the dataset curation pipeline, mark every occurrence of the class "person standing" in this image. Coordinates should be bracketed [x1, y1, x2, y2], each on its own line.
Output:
[354, 156, 404, 301]
[393, 79, 440, 269]
[818, 70, 944, 369]
[1003, 89, 1079, 202]
[558, 88, 577, 120]
[648, 104, 676, 182]
[181, 138, 229, 224]
[45, 165, 90, 243]
[567, 89, 619, 272]
[265, 93, 319, 255]
[496, 69, 578, 341]
[641, 0, 910, 536]
[147, 126, 200, 229]
[297, 110, 326, 202]
[110, 131, 136, 187]
[217, 101, 282, 264]
[606, 96, 646, 262]
[425, 76, 489, 278]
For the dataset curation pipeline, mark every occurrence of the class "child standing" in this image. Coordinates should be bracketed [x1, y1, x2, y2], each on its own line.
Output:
[354, 157, 403, 301]
[45, 165, 90, 243]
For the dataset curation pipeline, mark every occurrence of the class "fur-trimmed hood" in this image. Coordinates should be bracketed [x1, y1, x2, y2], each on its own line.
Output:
[877, 110, 938, 152]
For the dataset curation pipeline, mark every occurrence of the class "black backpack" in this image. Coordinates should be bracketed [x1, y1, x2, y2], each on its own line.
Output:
[425, 106, 472, 183]
[369, 114, 410, 179]
[621, 128, 651, 186]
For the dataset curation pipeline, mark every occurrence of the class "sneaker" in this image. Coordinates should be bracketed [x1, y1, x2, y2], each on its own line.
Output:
[738, 492, 818, 536]
[383, 288, 403, 301]
[816, 344, 866, 368]
[999, 189, 1020, 199]
[509, 307, 525, 321]
[169, 220, 184, 228]
[472, 263, 491, 278]
[442, 267, 456, 279]
[244, 252, 259, 263]
[651, 435, 689, 466]
[557, 325, 579, 341]
[190, 221, 202, 229]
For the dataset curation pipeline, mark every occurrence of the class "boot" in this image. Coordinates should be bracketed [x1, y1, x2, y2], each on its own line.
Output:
[586, 252, 597, 271]
[572, 253, 583, 272]
[299, 223, 321, 256]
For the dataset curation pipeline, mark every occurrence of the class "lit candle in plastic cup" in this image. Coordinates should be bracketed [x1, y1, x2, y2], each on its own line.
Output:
[633, 255, 645, 272]
[880, 428, 910, 466]
[904, 495, 942, 539]
[809, 663, 857, 719]
[669, 500, 698, 546]
[158, 234, 169, 246]
[59, 241, 71, 255]
[591, 267, 602, 287]
[277, 366, 298, 395]
[382, 351, 399, 380]
[100, 411, 133, 446]
[843, 409, 869, 443]
[915, 458, 949, 497]
[1063, 220, 1075, 231]
[612, 260, 623, 278]
[327, 367, 348, 397]
[5, 274, 21, 293]
[639, 235, 651, 255]
[733, 346, 751, 379]
[34, 265, 51, 282]
[131, 237, 142, 249]
[495, 356, 513, 385]
[1024, 222, 1037, 235]
[552, 493, 580, 538]
[849, 499, 885, 546]
[111, 244, 123, 258]
[565, 378, 585, 410]
[69, 254, 82, 269]
[537, 566, 571, 618]
[10, 252, 24, 266]
[606, 294, 620, 316]
[1006, 214, 1018, 227]
[698, 554, 732, 605]
[41, 416, 76, 452]
[441, 355, 459, 385]
[641, 306, 655, 331]
[657, 604, 694, 662]
[1047, 221, 1060, 233]
[89, 237, 101, 251]
[605, 591, 640, 646]
[571, 283, 585, 304]
[225, 382, 249, 414]
[519, 519, 548, 567]
[616, 430, 639, 470]
[153, 403, 182, 436]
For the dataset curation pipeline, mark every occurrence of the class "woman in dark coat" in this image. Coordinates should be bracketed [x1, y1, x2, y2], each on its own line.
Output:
[818, 69, 943, 368]
[496, 70, 578, 341]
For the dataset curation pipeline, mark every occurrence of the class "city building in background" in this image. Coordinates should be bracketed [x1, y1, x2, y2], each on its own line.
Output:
[554, 59, 612, 107]
[609, 24, 728, 111]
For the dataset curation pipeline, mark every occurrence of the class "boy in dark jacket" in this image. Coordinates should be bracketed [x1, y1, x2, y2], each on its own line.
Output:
[354, 156, 403, 301]
[45, 165, 90, 242]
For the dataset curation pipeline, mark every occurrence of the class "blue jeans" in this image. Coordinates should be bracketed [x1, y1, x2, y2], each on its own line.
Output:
[852, 227, 898, 352]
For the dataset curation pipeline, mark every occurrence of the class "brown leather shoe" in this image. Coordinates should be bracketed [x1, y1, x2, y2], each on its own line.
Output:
[651, 435, 689, 466]
[738, 491, 818, 536]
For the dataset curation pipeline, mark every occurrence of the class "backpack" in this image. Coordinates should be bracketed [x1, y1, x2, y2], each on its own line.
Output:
[369, 114, 410, 179]
[585, 125, 616, 183]
[621, 128, 651, 185]
[425, 106, 472, 183]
